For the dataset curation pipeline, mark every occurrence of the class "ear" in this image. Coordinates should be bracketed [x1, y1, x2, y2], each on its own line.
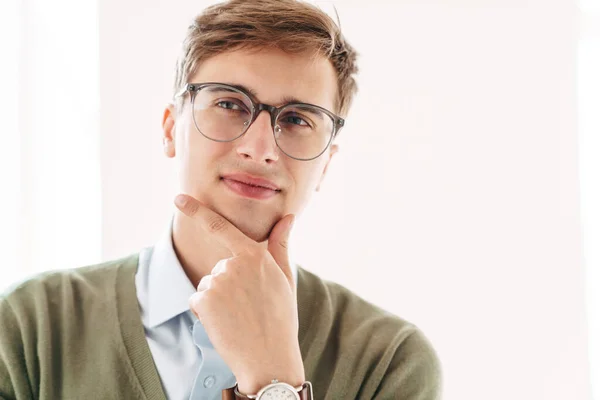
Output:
[162, 104, 176, 158]
[316, 143, 339, 192]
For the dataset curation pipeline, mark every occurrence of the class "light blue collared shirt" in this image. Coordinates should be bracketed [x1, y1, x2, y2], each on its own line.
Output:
[135, 219, 298, 400]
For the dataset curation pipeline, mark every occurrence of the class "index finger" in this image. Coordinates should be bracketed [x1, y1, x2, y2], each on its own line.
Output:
[175, 193, 252, 255]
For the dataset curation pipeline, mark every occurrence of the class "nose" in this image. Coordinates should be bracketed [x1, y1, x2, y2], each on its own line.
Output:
[235, 110, 280, 163]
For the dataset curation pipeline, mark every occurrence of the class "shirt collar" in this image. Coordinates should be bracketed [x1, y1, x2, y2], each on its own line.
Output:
[147, 216, 298, 328]
[147, 218, 196, 328]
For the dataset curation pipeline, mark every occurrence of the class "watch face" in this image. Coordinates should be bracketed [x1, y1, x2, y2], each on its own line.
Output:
[259, 384, 298, 400]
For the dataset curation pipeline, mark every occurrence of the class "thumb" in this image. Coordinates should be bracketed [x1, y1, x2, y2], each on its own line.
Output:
[267, 214, 295, 281]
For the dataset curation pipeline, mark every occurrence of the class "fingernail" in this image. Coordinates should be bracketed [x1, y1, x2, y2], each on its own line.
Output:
[175, 194, 188, 209]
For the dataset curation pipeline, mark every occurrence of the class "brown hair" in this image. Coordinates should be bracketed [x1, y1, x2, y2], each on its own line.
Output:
[173, 0, 359, 117]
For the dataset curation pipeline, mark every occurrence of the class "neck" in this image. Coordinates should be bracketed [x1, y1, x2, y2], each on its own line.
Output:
[172, 212, 232, 288]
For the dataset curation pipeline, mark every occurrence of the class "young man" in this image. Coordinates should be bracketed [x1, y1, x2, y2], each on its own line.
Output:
[0, 1, 441, 399]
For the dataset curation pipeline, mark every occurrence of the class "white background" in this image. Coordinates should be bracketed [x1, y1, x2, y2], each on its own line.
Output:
[1, 1, 598, 399]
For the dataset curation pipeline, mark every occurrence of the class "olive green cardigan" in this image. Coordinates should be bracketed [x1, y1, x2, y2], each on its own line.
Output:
[0, 254, 441, 399]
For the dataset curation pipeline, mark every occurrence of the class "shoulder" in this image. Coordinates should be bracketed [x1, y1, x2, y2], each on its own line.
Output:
[0, 253, 139, 320]
[297, 265, 417, 336]
[296, 267, 442, 398]
[0, 253, 142, 399]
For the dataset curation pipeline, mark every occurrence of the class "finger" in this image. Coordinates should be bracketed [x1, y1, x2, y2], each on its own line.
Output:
[189, 292, 204, 321]
[267, 214, 295, 285]
[197, 274, 212, 292]
[175, 193, 252, 255]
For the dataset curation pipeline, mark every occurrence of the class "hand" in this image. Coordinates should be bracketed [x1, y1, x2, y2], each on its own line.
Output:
[175, 194, 305, 394]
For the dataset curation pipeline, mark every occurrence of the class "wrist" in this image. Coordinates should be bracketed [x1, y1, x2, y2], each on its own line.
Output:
[235, 343, 305, 394]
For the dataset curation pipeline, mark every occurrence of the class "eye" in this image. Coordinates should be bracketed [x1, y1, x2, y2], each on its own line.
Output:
[216, 100, 246, 111]
[281, 114, 311, 127]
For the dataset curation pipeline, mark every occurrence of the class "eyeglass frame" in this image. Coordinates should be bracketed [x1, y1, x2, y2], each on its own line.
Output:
[175, 82, 345, 161]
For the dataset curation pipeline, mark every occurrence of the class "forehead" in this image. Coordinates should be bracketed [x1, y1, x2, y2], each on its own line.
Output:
[189, 48, 338, 111]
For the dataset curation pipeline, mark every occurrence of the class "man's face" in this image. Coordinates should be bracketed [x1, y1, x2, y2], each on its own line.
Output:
[162, 48, 339, 243]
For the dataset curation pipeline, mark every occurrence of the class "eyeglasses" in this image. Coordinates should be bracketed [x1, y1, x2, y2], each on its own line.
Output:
[176, 82, 345, 161]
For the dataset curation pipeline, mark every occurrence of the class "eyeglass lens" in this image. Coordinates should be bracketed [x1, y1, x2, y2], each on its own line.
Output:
[191, 84, 334, 160]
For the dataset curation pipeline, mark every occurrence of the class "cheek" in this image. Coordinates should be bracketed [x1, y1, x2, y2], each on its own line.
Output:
[290, 160, 327, 192]
[175, 124, 226, 190]
[178, 121, 227, 163]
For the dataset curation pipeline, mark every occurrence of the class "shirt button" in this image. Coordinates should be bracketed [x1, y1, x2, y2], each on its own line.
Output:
[203, 375, 216, 388]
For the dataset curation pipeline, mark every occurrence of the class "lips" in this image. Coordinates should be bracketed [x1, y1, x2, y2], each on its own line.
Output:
[220, 173, 281, 191]
[220, 172, 282, 200]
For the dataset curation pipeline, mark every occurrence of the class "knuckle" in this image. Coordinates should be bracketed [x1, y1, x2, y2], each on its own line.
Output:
[228, 258, 243, 272]
[187, 200, 199, 216]
[279, 238, 289, 250]
[212, 259, 227, 274]
[207, 216, 227, 233]
[189, 292, 204, 313]
[196, 276, 209, 291]
[211, 272, 225, 285]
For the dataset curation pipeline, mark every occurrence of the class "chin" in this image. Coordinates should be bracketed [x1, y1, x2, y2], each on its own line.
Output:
[232, 216, 275, 243]
[194, 185, 280, 242]
[223, 205, 276, 241]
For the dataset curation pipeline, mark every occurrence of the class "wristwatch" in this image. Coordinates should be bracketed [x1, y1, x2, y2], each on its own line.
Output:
[222, 380, 313, 400]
